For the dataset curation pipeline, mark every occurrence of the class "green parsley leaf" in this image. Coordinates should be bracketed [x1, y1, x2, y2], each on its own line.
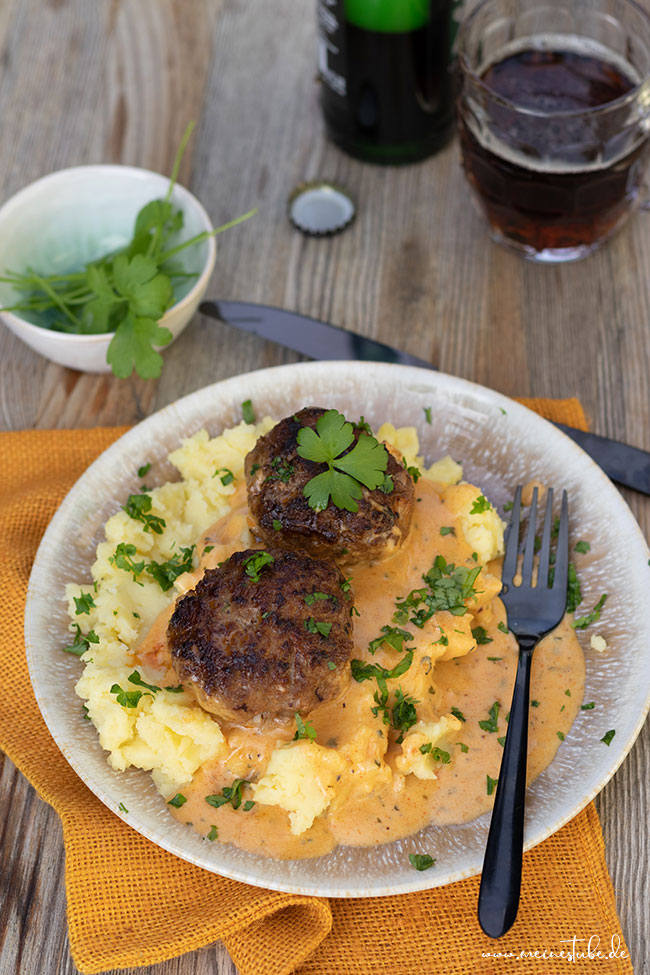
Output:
[146, 546, 195, 591]
[304, 591, 331, 606]
[486, 656, 502, 662]
[497, 621, 509, 634]
[458, 742, 469, 753]
[137, 463, 151, 478]
[581, 702, 595, 710]
[241, 399, 256, 424]
[207, 825, 218, 841]
[214, 467, 234, 485]
[486, 775, 498, 796]
[327, 661, 337, 670]
[379, 473, 394, 494]
[600, 729, 616, 746]
[203, 545, 214, 554]
[531, 700, 540, 707]
[572, 593, 607, 630]
[472, 626, 492, 645]
[451, 706, 466, 723]
[110, 683, 152, 708]
[351, 651, 414, 685]
[109, 543, 145, 582]
[293, 713, 317, 741]
[470, 495, 491, 514]
[107, 312, 172, 380]
[296, 410, 388, 513]
[205, 779, 253, 811]
[420, 743, 451, 763]
[128, 670, 160, 693]
[423, 406, 433, 425]
[118, 802, 128, 813]
[394, 556, 482, 627]
[439, 526, 455, 536]
[574, 540, 591, 554]
[564, 689, 571, 697]
[497, 736, 506, 747]
[409, 853, 435, 871]
[122, 493, 166, 534]
[368, 625, 413, 655]
[74, 592, 95, 616]
[304, 617, 333, 638]
[557, 731, 565, 741]
[168, 793, 187, 808]
[242, 550, 274, 582]
[266, 456, 294, 483]
[392, 687, 418, 743]
[63, 624, 99, 656]
[479, 701, 500, 733]
[272, 519, 282, 531]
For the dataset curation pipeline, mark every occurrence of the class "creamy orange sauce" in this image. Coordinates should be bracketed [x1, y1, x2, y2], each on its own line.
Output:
[137, 480, 585, 859]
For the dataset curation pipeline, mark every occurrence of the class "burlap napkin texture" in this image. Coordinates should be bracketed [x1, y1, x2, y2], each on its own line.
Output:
[0, 397, 634, 975]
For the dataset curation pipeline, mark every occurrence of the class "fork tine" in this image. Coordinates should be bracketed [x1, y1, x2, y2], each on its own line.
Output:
[552, 490, 569, 592]
[537, 488, 554, 588]
[502, 485, 522, 584]
[521, 487, 538, 585]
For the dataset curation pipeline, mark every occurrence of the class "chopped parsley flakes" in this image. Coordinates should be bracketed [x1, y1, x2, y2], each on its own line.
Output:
[470, 495, 491, 514]
[572, 593, 607, 630]
[168, 793, 187, 808]
[409, 853, 435, 871]
[293, 712, 317, 741]
[206, 779, 255, 811]
[478, 701, 500, 733]
[486, 775, 498, 796]
[472, 626, 492, 645]
[242, 550, 274, 582]
[122, 493, 166, 534]
[74, 592, 95, 616]
[600, 729, 616, 746]
[304, 617, 333, 638]
[241, 399, 256, 424]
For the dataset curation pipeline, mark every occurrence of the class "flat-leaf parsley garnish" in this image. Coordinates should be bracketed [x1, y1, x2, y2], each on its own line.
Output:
[470, 495, 491, 514]
[409, 853, 435, 871]
[74, 592, 95, 616]
[110, 683, 152, 708]
[63, 624, 99, 656]
[304, 591, 331, 606]
[242, 550, 274, 582]
[128, 670, 160, 693]
[304, 617, 333, 638]
[146, 546, 195, 591]
[471, 625, 492, 645]
[241, 399, 256, 424]
[478, 701, 500, 733]
[293, 713, 317, 741]
[109, 543, 145, 582]
[368, 625, 414, 655]
[213, 467, 234, 485]
[205, 779, 255, 811]
[393, 556, 482, 626]
[168, 793, 187, 808]
[122, 493, 166, 534]
[572, 593, 607, 630]
[296, 409, 388, 513]
[350, 651, 414, 685]
[391, 688, 419, 743]
[600, 729, 616, 746]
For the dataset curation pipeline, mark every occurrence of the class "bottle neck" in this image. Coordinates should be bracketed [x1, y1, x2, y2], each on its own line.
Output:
[344, 0, 430, 33]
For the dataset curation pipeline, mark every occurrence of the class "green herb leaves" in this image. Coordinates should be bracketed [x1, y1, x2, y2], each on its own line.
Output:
[63, 624, 99, 656]
[293, 713, 317, 741]
[470, 495, 491, 514]
[296, 410, 388, 513]
[205, 779, 255, 811]
[572, 593, 607, 630]
[122, 493, 166, 534]
[109, 542, 194, 590]
[304, 617, 333, 638]
[0, 123, 256, 379]
[478, 701, 500, 733]
[242, 551, 274, 582]
[393, 556, 482, 627]
[409, 853, 435, 871]
[600, 729, 616, 746]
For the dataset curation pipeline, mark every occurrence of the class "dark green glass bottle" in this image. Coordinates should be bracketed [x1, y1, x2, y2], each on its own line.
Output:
[317, 0, 457, 164]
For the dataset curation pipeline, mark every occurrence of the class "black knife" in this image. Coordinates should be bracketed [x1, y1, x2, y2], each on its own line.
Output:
[200, 299, 650, 496]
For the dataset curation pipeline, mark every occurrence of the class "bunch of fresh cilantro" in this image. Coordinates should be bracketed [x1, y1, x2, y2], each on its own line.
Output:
[0, 122, 255, 379]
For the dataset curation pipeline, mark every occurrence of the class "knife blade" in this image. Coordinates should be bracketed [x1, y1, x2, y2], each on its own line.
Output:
[199, 299, 650, 496]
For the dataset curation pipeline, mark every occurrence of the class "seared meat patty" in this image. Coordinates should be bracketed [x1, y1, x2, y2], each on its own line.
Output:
[168, 548, 353, 723]
[245, 407, 415, 565]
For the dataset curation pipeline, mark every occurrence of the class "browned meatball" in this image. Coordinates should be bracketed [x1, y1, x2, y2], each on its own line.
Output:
[167, 548, 353, 724]
[245, 407, 415, 566]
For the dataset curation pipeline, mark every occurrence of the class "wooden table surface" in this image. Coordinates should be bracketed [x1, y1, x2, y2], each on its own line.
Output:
[1, 1, 648, 972]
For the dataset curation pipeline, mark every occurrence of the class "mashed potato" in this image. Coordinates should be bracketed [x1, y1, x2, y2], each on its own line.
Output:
[67, 414, 505, 835]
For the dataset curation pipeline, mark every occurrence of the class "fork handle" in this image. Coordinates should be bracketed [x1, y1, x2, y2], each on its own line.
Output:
[478, 636, 536, 938]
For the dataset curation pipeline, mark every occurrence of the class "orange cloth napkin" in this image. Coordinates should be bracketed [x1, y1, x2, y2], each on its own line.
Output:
[0, 398, 635, 975]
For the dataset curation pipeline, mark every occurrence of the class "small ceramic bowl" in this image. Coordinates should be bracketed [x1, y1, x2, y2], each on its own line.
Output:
[0, 165, 216, 373]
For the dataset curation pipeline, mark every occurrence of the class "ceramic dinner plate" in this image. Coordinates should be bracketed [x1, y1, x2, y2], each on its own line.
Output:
[24, 362, 650, 897]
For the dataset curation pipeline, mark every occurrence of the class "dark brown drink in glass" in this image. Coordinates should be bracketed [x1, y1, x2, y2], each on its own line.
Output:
[457, 0, 650, 263]
[459, 44, 647, 258]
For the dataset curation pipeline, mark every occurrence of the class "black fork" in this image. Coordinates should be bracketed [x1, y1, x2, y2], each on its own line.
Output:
[478, 486, 569, 938]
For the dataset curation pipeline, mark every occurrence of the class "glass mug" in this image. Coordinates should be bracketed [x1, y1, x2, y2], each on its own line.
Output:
[457, 0, 650, 262]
